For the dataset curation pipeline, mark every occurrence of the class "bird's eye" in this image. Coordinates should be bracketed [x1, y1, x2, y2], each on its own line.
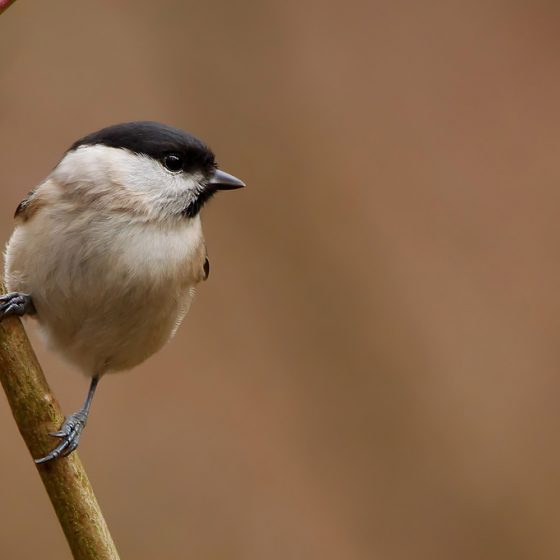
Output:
[162, 153, 184, 172]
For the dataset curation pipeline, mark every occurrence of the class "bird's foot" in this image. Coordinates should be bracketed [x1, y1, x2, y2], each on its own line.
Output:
[0, 292, 35, 320]
[35, 410, 88, 464]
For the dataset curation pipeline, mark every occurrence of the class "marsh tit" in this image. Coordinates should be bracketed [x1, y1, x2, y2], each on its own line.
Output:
[0, 121, 245, 464]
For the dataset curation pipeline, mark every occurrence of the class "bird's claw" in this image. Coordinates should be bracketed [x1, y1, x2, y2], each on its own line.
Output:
[0, 292, 34, 320]
[35, 411, 87, 464]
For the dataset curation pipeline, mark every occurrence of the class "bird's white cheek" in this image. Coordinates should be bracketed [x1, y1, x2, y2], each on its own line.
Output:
[52, 144, 205, 219]
[114, 154, 204, 213]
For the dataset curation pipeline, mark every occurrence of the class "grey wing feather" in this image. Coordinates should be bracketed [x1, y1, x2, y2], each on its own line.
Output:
[14, 189, 38, 220]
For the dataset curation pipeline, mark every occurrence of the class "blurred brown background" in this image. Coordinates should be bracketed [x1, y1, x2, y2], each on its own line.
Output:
[1, 1, 560, 558]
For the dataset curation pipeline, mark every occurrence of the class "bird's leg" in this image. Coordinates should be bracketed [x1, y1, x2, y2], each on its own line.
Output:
[35, 375, 100, 464]
[0, 292, 35, 320]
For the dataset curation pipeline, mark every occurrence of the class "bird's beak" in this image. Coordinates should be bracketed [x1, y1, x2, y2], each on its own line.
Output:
[208, 169, 246, 190]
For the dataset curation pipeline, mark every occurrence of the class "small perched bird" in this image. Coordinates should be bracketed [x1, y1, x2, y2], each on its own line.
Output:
[1, 121, 245, 464]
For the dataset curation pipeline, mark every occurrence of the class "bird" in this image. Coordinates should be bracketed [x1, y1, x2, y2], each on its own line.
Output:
[0, 121, 245, 464]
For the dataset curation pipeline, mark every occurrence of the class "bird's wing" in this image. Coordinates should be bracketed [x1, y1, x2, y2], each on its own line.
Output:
[14, 189, 42, 221]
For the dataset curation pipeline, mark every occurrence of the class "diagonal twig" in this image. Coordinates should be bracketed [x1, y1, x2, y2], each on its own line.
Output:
[0, 3, 118, 557]
[0, 0, 17, 16]
[0, 279, 120, 559]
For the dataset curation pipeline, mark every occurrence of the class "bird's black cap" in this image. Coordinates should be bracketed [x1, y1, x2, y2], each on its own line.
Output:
[69, 121, 217, 175]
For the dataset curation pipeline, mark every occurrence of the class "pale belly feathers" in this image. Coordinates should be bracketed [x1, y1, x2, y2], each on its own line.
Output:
[4, 208, 206, 376]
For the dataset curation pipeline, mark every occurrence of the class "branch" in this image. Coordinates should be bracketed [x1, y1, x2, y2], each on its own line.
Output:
[0, 0, 17, 15]
[0, 280, 120, 559]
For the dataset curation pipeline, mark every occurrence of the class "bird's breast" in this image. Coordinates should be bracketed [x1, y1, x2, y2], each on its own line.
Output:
[8, 210, 207, 374]
[114, 215, 207, 288]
